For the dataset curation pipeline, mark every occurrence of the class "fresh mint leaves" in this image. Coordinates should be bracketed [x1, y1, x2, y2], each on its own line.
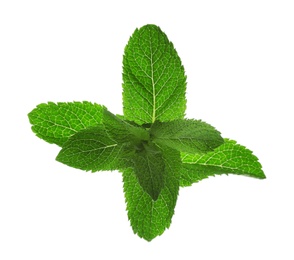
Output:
[28, 24, 265, 241]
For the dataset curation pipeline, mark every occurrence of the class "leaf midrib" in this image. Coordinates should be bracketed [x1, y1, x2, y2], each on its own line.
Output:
[182, 161, 258, 173]
[149, 32, 156, 123]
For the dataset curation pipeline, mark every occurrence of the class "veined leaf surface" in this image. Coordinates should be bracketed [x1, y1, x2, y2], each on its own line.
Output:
[123, 24, 187, 125]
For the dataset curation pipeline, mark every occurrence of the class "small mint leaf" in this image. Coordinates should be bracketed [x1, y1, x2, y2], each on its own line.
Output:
[133, 142, 165, 200]
[151, 119, 223, 154]
[28, 101, 105, 146]
[180, 139, 265, 187]
[123, 24, 187, 124]
[56, 125, 126, 172]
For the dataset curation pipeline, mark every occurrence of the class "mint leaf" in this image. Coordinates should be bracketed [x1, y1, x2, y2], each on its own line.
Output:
[133, 142, 164, 200]
[56, 125, 126, 171]
[123, 24, 187, 125]
[180, 139, 265, 187]
[122, 146, 181, 241]
[151, 119, 224, 154]
[28, 101, 104, 146]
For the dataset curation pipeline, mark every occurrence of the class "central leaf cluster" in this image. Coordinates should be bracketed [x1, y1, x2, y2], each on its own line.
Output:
[56, 108, 224, 200]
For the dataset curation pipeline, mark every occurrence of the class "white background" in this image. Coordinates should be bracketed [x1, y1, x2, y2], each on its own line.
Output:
[1, 0, 294, 259]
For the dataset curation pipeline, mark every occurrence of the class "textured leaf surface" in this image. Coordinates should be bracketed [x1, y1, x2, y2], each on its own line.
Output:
[56, 126, 126, 172]
[151, 119, 223, 154]
[28, 102, 104, 146]
[123, 24, 187, 124]
[180, 139, 265, 187]
[133, 142, 164, 200]
[122, 146, 181, 241]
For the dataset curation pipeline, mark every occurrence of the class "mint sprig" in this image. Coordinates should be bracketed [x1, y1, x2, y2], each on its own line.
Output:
[28, 24, 265, 241]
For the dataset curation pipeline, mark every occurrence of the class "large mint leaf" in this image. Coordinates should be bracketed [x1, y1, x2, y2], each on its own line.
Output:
[133, 142, 165, 200]
[122, 146, 181, 241]
[28, 102, 104, 146]
[151, 119, 223, 154]
[56, 125, 128, 172]
[123, 24, 187, 125]
[180, 139, 265, 187]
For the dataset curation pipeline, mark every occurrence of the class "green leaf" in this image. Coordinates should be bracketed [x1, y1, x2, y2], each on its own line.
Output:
[122, 146, 181, 241]
[123, 24, 187, 125]
[151, 119, 224, 154]
[28, 101, 105, 146]
[180, 139, 265, 187]
[133, 142, 165, 200]
[56, 125, 127, 172]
